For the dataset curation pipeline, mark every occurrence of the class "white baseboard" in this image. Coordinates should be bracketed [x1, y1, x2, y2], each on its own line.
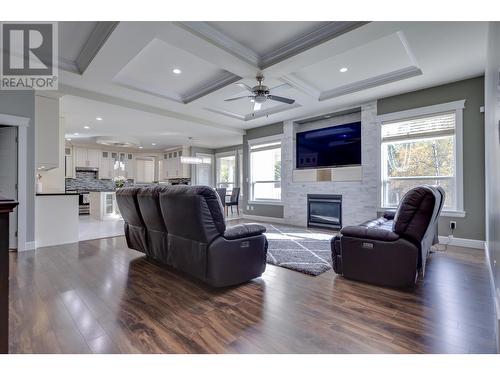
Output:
[241, 214, 285, 224]
[18, 241, 36, 251]
[438, 235, 485, 250]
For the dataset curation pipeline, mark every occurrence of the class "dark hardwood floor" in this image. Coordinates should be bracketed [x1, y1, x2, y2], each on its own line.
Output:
[8, 232, 497, 353]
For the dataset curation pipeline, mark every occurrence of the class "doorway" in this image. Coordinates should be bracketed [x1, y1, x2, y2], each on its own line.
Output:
[194, 153, 214, 186]
[0, 126, 18, 249]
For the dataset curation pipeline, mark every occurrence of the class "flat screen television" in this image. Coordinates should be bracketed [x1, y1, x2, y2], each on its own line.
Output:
[296, 122, 361, 169]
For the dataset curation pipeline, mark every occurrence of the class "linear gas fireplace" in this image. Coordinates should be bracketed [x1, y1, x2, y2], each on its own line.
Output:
[307, 194, 342, 230]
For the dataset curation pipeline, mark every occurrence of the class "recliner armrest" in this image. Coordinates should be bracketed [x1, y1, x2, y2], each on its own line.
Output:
[223, 223, 266, 240]
[383, 210, 396, 220]
[340, 225, 400, 241]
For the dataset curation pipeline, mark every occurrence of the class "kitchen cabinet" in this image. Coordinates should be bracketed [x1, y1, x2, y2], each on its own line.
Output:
[64, 146, 74, 178]
[125, 153, 135, 179]
[74, 147, 100, 168]
[159, 147, 190, 180]
[99, 151, 112, 179]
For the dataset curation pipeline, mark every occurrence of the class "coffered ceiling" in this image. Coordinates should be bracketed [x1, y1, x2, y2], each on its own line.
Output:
[58, 21, 488, 150]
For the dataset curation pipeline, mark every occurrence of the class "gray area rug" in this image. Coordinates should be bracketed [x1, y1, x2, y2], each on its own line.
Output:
[263, 224, 335, 276]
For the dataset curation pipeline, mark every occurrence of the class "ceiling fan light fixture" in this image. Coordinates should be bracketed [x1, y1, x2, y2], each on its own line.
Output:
[255, 95, 266, 104]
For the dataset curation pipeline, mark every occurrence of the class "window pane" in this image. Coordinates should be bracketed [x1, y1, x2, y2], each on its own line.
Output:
[250, 145, 281, 200]
[383, 178, 455, 209]
[385, 136, 454, 178]
[217, 155, 235, 187]
[381, 111, 458, 211]
[382, 112, 455, 139]
[253, 181, 281, 201]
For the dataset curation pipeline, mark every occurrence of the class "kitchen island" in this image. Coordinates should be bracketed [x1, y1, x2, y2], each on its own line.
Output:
[35, 192, 79, 247]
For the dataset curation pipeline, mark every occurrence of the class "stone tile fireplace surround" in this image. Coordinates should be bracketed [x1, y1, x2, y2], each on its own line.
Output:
[282, 102, 379, 228]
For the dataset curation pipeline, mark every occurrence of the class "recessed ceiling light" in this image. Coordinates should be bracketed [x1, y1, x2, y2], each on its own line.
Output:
[73, 133, 79, 136]
[151, 143, 156, 146]
[84, 126, 90, 129]
[138, 146, 143, 149]
[96, 117, 103, 121]
[339, 67, 348, 73]
[172, 68, 182, 75]
[67, 138, 72, 141]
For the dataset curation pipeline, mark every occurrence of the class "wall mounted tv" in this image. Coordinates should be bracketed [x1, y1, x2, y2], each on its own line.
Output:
[296, 122, 362, 169]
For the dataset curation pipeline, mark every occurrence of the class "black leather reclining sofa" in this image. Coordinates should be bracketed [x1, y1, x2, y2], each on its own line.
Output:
[116, 185, 268, 287]
[331, 185, 445, 289]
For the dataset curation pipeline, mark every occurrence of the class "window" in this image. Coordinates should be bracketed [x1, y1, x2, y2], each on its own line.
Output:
[249, 140, 281, 202]
[380, 105, 463, 213]
[216, 154, 236, 191]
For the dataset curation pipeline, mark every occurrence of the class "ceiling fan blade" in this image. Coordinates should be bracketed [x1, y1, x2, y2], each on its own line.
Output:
[267, 95, 295, 104]
[253, 101, 262, 111]
[236, 83, 253, 92]
[224, 95, 252, 102]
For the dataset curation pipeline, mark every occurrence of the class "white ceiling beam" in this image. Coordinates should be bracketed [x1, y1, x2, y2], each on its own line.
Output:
[59, 84, 245, 135]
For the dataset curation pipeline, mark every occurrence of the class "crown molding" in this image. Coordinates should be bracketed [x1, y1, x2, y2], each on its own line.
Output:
[176, 22, 260, 67]
[319, 66, 423, 102]
[182, 71, 241, 103]
[76, 21, 119, 74]
[177, 21, 369, 71]
[260, 21, 369, 69]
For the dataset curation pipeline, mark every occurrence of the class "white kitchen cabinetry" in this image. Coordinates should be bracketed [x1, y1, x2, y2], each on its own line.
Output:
[125, 153, 135, 179]
[87, 149, 100, 168]
[74, 147, 100, 168]
[99, 151, 112, 179]
[64, 146, 74, 178]
[160, 147, 190, 180]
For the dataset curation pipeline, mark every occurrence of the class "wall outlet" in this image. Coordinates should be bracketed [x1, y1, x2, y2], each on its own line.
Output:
[449, 221, 457, 231]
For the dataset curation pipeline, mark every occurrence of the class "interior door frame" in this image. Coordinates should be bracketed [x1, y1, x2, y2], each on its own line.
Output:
[0, 113, 30, 251]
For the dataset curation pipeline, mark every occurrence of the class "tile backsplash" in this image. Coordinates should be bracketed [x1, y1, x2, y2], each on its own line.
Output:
[65, 170, 133, 191]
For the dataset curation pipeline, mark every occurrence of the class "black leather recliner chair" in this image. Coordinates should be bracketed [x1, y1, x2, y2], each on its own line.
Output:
[116, 185, 268, 287]
[331, 185, 445, 289]
[115, 187, 148, 254]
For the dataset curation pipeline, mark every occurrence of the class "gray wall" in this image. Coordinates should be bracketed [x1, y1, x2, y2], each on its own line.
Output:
[0, 90, 36, 243]
[485, 22, 500, 350]
[378, 76, 485, 241]
[242, 122, 284, 218]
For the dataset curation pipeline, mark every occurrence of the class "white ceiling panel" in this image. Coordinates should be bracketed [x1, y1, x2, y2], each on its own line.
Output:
[293, 32, 416, 92]
[113, 38, 234, 102]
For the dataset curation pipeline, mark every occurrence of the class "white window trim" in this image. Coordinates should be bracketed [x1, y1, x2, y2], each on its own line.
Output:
[248, 134, 283, 203]
[376, 99, 465, 216]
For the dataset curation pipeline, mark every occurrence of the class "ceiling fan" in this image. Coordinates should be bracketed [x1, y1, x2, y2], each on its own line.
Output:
[224, 74, 295, 112]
